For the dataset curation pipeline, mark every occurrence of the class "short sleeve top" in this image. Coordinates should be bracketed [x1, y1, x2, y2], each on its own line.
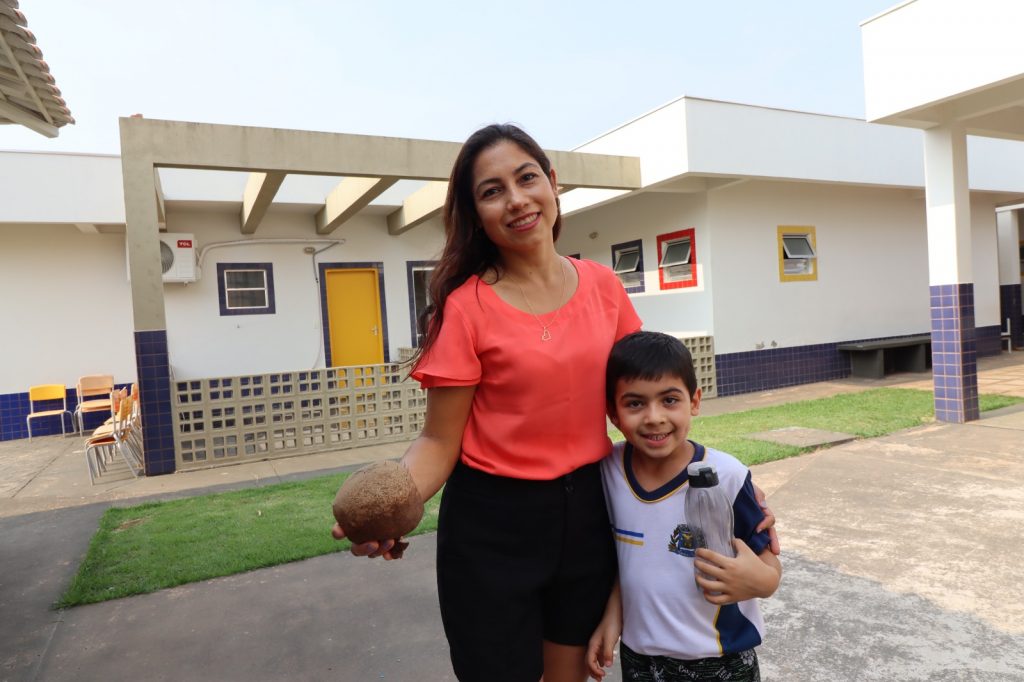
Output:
[411, 257, 642, 480]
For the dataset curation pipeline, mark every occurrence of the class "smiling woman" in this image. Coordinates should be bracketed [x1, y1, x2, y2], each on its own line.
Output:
[329, 123, 644, 682]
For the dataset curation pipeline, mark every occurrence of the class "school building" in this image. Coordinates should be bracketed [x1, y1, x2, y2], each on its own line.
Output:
[2, 0, 1023, 476]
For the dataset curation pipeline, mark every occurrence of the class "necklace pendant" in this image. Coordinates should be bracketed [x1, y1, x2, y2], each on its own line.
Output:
[541, 328, 552, 341]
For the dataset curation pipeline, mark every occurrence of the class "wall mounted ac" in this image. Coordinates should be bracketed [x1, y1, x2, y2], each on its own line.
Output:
[126, 233, 199, 283]
[159, 233, 198, 282]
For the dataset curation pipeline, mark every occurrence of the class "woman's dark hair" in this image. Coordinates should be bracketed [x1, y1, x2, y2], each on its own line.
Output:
[409, 123, 562, 367]
[606, 331, 699, 404]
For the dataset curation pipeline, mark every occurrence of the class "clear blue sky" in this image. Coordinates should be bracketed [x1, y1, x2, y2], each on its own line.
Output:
[2, 0, 899, 154]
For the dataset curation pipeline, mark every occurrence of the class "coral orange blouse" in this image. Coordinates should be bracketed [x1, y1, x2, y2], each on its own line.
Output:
[411, 258, 642, 480]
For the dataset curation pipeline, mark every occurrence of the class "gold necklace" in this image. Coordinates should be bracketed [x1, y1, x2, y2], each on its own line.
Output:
[511, 257, 567, 341]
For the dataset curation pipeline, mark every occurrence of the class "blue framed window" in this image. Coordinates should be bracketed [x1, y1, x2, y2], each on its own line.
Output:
[217, 263, 276, 316]
[611, 239, 645, 293]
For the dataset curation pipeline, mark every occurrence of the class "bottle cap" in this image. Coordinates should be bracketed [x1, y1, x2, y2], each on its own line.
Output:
[686, 462, 719, 488]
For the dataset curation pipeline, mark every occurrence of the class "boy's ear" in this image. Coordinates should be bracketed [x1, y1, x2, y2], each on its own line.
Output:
[690, 387, 702, 416]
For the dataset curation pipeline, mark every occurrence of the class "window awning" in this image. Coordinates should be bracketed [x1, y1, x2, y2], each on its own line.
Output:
[0, 0, 73, 137]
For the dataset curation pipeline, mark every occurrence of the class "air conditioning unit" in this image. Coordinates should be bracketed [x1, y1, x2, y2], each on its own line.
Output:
[159, 233, 198, 282]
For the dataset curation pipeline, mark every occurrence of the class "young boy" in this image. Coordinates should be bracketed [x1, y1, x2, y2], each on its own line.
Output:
[588, 331, 782, 681]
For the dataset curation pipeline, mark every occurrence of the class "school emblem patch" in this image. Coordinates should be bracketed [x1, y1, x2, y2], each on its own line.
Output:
[668, 523, 698, 557]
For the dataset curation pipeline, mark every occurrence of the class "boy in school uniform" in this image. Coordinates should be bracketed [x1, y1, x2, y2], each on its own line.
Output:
[588, 331, 782, 682]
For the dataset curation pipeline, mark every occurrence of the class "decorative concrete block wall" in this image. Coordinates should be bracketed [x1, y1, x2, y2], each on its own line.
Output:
[172, 364, 426, 470]
[676, 334, 717, 399]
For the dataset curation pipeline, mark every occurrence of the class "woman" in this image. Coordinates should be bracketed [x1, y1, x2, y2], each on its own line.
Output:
[332, 124, 774, 681]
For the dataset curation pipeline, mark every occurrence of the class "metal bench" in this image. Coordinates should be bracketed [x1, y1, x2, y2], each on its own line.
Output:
[837, 335, 932, 379]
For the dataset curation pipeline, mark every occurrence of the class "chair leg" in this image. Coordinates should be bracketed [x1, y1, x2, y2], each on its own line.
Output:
[86, 446, 97, 484]
[117, 441, 142, 478]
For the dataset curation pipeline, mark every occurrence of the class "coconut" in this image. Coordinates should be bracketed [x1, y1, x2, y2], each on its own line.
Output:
[332, 460, 423, 557]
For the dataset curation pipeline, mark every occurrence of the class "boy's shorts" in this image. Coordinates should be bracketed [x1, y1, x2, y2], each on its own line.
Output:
[436, 459, 616, 682]
[621, 642, 761, 681]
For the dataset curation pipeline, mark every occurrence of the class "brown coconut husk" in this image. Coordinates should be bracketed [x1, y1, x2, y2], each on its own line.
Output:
[332, 460, 423, 558]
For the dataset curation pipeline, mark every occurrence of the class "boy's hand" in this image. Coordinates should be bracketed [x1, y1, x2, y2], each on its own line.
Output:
[694, 539, 781, 604]
[586, 615, 620, 680]
[587, 580, 622, 681]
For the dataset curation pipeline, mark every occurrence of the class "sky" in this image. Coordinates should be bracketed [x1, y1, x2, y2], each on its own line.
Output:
[2, 0, 900, 155]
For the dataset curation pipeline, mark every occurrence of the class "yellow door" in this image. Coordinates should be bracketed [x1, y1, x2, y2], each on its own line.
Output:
[325, 268, 384, 366]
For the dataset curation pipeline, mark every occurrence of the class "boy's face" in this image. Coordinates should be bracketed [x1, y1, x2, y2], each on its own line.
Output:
[609, 374, 702, 462]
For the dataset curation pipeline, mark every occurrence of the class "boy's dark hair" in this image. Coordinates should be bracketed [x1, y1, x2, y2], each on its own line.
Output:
[606, 331, 699, 404]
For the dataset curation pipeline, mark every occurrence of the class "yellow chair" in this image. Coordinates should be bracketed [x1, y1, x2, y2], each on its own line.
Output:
[26, 384, 73, 438]
[74, 375, 115, 434]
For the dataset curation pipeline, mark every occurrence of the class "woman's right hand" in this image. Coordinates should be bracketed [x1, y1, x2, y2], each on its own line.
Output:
[331, 523, 403, 560]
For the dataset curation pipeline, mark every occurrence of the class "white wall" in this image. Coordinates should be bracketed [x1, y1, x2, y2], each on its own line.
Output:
[560, 179, 1012, 356]
[572, 97, 689, 187]
[862, 0, 1024, 123]
[0, 152, 125, 224]
[163, 207, 445, 380]
[560, 191, 714, 335]
[0, 225, 136, 394]
[971, 199, 1001, 327]
[709, 181, 931, 354]
[681, 98, 925, 188]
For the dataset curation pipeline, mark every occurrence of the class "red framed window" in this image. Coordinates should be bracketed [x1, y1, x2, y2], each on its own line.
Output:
[657, 228, 697, 290]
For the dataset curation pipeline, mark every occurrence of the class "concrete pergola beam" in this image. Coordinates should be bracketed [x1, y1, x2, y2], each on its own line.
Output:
[387, 181, 447, 235]
[121, 117, 641, 184]
[241, 171, 287, 234]
[317, 176, 398, 235]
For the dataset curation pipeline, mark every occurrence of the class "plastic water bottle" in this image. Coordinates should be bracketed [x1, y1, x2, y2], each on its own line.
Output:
[684, 462, 736, 587]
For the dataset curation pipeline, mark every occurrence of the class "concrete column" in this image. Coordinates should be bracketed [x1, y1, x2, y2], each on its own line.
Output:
[924, 123, 979, 423]
[996, 209, 1023, 348]
[120, 133, 176, 475]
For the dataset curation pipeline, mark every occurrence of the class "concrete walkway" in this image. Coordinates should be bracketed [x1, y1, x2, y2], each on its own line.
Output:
[2, 354, 1023, 681]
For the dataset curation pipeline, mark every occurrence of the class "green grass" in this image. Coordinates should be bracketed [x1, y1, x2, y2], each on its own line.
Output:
[609, 387, 1023, 467]
[62, 387, 1021, 607]
[58, 471, 440, 608]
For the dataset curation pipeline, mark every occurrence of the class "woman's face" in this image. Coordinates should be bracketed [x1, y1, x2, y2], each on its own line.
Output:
[470, 140, 559, 256]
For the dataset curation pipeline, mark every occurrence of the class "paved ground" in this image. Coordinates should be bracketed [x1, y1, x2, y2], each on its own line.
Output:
[2, 353, 1024, 681]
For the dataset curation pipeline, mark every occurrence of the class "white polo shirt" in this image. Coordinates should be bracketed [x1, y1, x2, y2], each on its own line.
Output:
[600, 440, 771, 660]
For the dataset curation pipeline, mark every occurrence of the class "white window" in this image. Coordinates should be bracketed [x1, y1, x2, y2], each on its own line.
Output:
[611, 240, 645, 292]
[613, 248, 640, 275]
[781, 234, 816, 275]
[613, 246, 643, 291]
[224, 269, 269, 310]
[659, 237, 692, 282]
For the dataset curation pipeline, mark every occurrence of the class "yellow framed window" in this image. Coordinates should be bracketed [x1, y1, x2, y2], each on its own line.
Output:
[778, 226, 817, 282]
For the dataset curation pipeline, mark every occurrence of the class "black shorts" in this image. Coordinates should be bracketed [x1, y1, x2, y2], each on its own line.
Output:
[620, 642, 761, 681]
[436, 460, 617, 682]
